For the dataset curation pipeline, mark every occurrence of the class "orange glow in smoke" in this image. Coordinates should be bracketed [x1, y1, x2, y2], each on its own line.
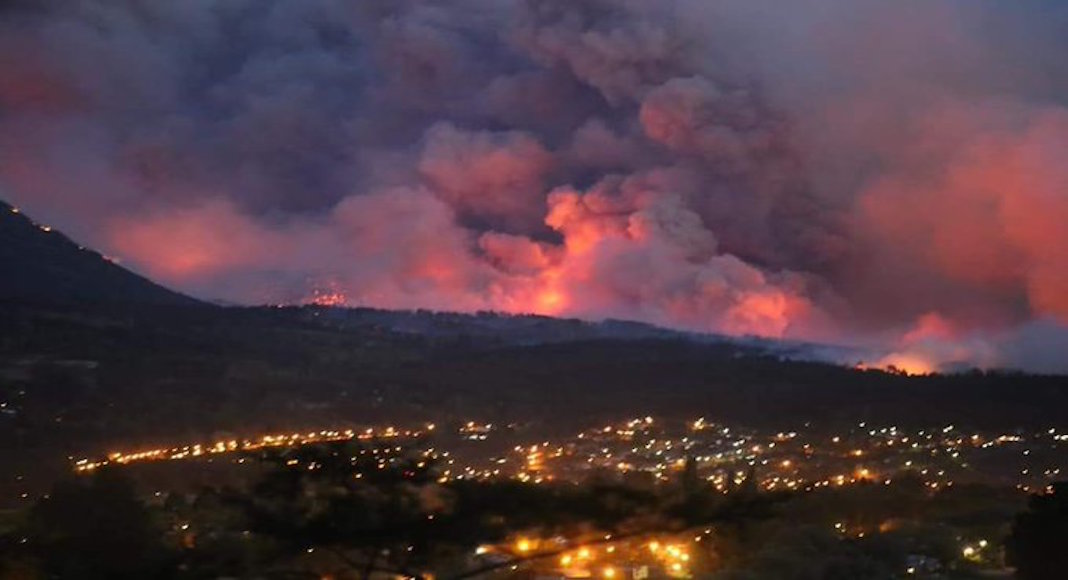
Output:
[871, 353, 935, 376]
[724, 291, 793, 338]
[534, 287, 566, 314]
[99, 182, 819, 339]
[901, 312, 957, 344]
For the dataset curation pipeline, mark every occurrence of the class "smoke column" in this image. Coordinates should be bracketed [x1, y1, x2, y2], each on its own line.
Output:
[2, 0, 1067, 372]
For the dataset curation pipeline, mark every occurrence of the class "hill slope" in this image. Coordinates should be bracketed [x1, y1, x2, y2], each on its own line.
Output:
[0, 201, 197, 306]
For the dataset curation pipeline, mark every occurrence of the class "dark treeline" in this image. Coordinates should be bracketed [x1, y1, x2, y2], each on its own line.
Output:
[2, 300, 1067, 508]
[3, 302, 1066, 452]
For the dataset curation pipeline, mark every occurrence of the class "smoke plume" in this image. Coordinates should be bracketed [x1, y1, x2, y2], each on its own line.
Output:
[2, 0, 1067, 372]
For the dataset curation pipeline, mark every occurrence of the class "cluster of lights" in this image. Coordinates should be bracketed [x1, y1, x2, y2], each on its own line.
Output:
[8, 206, 55, 233]
[961, 539, 989, 561]
[474, 534, 699, 578]
[70, 417, 1064, 496]
[73, 424, 436, 472]
[459, 421, 493, 440]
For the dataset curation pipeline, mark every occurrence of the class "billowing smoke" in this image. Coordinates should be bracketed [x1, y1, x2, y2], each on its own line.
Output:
[2, 0, 1067, 372]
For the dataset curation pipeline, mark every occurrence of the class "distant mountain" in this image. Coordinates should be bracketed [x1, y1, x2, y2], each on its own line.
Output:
[305, 307, 861, 365]
[0, 200, 198, 306]
[309, 307, 709, 345]
[1, 203, 1065, 485]
[0, 198, 845, 355]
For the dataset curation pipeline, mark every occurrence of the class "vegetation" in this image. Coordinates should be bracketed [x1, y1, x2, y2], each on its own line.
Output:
[1, 441, 1058, 579]
[2, 194, 1066, 576]
[0, 442, 782, 579]
[1006, 482, 1068, 579]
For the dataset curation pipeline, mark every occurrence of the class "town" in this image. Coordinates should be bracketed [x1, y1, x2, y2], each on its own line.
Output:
[50, 416, 1064, 577]
[71, 417, 1066, 496]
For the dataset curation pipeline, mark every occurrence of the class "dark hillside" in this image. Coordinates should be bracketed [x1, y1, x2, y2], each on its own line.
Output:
[0, 201, 197, 306]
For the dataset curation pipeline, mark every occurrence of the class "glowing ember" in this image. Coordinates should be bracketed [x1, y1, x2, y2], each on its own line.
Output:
[306, 287, 348, 307]
[857, 354, 935, 377]
[298, 278, 350, 307]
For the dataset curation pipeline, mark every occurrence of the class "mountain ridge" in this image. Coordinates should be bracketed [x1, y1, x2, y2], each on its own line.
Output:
[0, 198, 827, 354]
[0, 200, 199, 307]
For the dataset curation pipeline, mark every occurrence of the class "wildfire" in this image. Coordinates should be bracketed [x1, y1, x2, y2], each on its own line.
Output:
[310, 291, 347, 307]
[533, 287, 567, 314]
[304, 284, 348, 307]
[856, 352, 935, 376]
[874, 354, 935, 376]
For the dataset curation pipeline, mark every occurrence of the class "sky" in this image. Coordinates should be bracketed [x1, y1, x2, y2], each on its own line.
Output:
[1, 0, 1067, 373]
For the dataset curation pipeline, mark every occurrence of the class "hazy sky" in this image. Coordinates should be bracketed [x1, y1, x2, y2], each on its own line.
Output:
[2, 0, 1067, 372]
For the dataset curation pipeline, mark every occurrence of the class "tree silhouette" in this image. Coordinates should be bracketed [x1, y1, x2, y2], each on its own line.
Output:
[1006, 482, 1068, 580]
[17, 469, 173, 579]
[222, 440, 785, 579]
